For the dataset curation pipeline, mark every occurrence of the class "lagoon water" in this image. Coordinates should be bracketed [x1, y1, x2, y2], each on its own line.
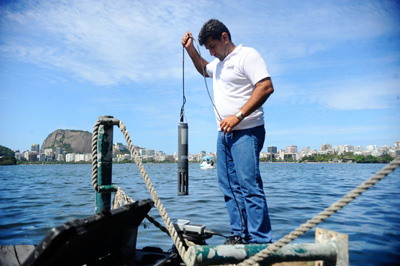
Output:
[0, 162, 399, 265]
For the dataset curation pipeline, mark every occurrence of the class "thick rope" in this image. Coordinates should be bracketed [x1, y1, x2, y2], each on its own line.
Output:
[92, 117, 400, 265]
[92, 122, 170, 237]
[117, 120, 190, 264]
[238, 156, 400, 266]
[91, 119, 188, 264]
[91, 120, 101, 192]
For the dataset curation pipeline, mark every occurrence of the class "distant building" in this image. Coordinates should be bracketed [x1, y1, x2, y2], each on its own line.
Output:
[75, 154, 85, 162]
[267, 146, 277, 154]
[44, 149, 53, 156]
[116, 154, 131, 161]
[84, 154, 91, 161]
[355, 146, 364, 152]
[334, 145, 345, 154]
[344, 145, 354, 153]
[45, 154, 54, 162]
[284, 153, 297, 161]
[366, 145, 377, 151]
[55, 147, 63, 156]
[31, 144, 40, 152]
[277, 149, 285, 161]
[395, 140, 400, 149]
[379, 145, 390, 155]
[146, 149, 155, 156]
[113, 143, 126, 152]
[371, 150, 382, 157]
[286, 145, 298, 154]
[320, 143, 332, 151]
[14, 152, 21, 160]
[66, 153, 75, 162]
[57, 154, 64, 161]
[28, 151, 38, 162]
[23, 150, 30, 160]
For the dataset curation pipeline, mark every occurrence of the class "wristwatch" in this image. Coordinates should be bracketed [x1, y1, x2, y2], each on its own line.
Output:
[235, 111, 244, 121]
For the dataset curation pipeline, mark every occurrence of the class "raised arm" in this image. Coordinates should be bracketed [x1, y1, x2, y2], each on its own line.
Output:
[181, 31, 209, 77]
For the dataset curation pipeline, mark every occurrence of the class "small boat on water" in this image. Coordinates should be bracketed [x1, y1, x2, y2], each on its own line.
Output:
[200, 155, 215, 169]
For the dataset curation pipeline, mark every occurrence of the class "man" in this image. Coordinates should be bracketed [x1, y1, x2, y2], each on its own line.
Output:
[181, 19, 274, 244]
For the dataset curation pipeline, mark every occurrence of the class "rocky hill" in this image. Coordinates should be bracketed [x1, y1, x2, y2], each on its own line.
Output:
[42, 129, 92, 154]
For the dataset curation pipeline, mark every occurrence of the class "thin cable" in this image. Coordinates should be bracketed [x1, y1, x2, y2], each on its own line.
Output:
[180, 45, 186, 123]
[193, 39, 221, 121]
[191, 37, 245, 239]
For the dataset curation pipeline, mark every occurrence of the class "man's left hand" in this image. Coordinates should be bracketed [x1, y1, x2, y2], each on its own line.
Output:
[220, 115, 240, 135]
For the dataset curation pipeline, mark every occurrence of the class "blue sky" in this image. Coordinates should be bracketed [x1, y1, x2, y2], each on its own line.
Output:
[0, 0, 399, 155]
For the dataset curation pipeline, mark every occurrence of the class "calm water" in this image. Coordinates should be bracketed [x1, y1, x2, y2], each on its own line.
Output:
[0, 162, 399, 265]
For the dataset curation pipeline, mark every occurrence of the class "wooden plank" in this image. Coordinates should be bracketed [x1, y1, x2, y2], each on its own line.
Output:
[0, 245, 20, 266]
[0, 245, 35, 266]
[15, 245, 35, 264]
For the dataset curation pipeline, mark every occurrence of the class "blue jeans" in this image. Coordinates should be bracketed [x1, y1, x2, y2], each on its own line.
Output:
[217, 125, 272, 243]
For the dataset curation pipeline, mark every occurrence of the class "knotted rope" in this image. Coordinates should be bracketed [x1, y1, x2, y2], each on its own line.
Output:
[239, 156, 400, 265]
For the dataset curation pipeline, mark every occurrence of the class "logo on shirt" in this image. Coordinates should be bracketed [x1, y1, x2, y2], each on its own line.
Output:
[226, 65, 234, 70]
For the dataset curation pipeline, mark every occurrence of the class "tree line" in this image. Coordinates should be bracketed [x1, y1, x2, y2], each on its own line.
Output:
[299, 152, 393, 163]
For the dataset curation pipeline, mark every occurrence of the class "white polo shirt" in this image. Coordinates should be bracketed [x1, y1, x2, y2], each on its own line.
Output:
[206, 44, 270, 130]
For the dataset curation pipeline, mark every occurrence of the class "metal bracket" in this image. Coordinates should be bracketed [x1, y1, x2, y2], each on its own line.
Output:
[98, 184, 119, 193]
[316, 228, 349, 266]
[98, 115, 120, 126]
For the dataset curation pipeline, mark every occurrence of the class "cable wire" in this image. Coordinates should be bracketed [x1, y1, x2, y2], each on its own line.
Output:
[180, 45, 186, 123]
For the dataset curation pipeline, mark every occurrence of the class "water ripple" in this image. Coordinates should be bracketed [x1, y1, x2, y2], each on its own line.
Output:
[0, 163, 399, 264]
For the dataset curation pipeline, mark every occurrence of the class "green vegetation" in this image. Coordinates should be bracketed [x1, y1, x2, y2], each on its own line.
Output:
[47, 143, 73, 154]
[353, 154, 393, 163]
[0, 145, 15, 157]
[0, 145, 16, 165]
[0, 156, 17, 165]
[299, 153, 393, 163]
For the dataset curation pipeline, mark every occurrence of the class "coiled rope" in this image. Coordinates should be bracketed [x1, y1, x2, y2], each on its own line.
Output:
[238, 156, 400, 266]
[91, 120, 101, 192]
[91, 119, 190, 265]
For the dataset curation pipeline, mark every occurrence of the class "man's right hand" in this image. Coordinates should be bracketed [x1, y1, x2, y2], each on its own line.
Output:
[181, 31, 193, 49]
[181, 31, 209, 77]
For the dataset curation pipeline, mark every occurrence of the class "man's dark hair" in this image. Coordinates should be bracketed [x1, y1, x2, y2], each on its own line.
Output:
[198, 19, 231, 46]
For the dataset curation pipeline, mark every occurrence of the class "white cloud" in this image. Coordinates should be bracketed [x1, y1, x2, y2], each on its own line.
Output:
[1, 0, 399, 90]
[0, 0, 210, 85]
[312, 77, 400, 110]
[271, 70, 400, 111]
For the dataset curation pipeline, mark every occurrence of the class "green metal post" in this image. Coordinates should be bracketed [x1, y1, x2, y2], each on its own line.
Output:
[186, 228, 348, 266]
[95, 115, 115, 213]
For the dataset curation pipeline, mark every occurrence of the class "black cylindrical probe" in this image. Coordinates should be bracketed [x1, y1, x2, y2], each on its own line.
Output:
[178, 122, 189, 195]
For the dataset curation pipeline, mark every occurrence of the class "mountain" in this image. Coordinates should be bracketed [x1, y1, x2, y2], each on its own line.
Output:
[42, 129, 92, 154]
